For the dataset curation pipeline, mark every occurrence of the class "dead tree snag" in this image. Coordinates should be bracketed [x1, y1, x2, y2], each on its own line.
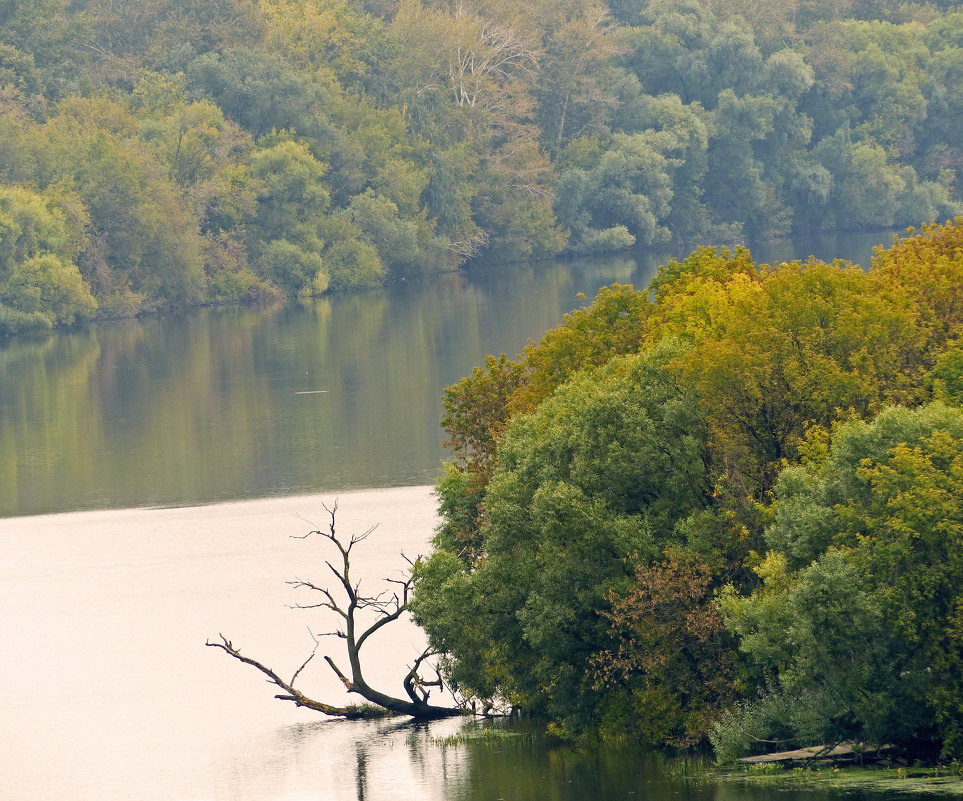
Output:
[207, 501, 465, 720]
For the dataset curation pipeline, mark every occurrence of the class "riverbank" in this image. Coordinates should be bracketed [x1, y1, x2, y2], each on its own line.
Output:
[721, 762, 963, 796]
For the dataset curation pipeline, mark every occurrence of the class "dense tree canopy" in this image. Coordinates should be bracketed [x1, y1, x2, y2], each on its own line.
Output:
[413, 348, 711, 729]
[2, 0, 963, 333]
[717, 403, 963, 760]
[0, 185, 97, 334]
[416, 221, 963, 759]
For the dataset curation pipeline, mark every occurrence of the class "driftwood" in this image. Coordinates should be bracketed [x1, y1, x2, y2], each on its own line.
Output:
[207, 501, 465, 720]
[738, 742, 894, 766]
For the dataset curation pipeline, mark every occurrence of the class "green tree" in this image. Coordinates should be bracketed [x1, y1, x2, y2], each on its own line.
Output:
[592, 554, 739, 747]
[718, 403, 963, 761]
[414, 349, 711, 729]
[471, 139, 567, 263]
[422, 223, 963, 748]
[617, 93, 711, 238]
[186, 47, 328, 138]
[872, 218, 963, 344]
[703, 90, 783, 237]
[813, 128, 916, 229]
[554, 131, 675, 251]
[648, 250, 928, 497]
[532, 0, 625, 154]
[78, 0, 262, 69]
[257, 0, 386, 87]
[0, 185, 96, 333]
[927, 341, 963, 405]
[0, 0, 87, 99]
[246, 138, 331, 295]
[23, 95, 212, 311]
[386, 0, 540, 144]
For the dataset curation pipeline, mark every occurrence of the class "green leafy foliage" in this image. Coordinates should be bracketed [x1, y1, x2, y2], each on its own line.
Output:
[3, 0, 963, 330]
[592, 555, 739, 748]
[422, 223, 963, 757]
[415, 349, 711, 730]
[0, 185, 96, 334]
[718, 404, 963, 760]
[555, 131, 675, 251]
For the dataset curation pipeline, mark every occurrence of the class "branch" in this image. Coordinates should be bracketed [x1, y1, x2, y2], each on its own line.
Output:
[205, 634, 385, 719]
[208, 502, 467, 720]
[287, 577, 348, 617]
[403, 649, 445, 704]
[324, 655, 354, 691]
[355, 599, 409, 652]
[290, 632, 320, 686]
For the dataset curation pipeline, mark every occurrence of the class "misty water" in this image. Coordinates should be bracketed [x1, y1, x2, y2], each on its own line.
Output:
[0, 233, 936, 801]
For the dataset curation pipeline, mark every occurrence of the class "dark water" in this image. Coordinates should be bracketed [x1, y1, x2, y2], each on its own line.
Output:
[426, 722, 912, 801]
[0, 231, 893, 518]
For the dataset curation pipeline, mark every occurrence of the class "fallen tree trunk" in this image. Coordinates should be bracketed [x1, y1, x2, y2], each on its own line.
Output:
[737, 742, 894, 766]
[207, 634, 391, 719]
[207, 501, 466, 720]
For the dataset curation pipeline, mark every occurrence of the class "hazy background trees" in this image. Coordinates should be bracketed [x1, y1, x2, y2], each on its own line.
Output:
[2, 0, 963, 332]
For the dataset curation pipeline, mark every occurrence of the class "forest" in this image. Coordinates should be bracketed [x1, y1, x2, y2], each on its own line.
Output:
[413, 219, 963, 761]
[2, 0, 963, 334]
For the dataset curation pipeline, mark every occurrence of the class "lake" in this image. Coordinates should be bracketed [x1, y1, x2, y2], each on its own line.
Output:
[1, 232, 939, 801]
[0, 231, 896, 518]
[0, 489, 935, 801]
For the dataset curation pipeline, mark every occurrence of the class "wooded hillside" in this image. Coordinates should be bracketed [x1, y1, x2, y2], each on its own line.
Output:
[2, 0, 962, 333]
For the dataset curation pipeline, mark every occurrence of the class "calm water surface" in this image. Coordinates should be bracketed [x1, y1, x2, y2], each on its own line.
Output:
[0, 488, 938, 801]
[1, 234, 927, 801]
[0, 232, 893, 518]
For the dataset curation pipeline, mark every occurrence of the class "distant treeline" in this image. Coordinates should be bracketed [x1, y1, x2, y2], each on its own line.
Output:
[414, 220, 963, 762]
[2, 0, 963, 333]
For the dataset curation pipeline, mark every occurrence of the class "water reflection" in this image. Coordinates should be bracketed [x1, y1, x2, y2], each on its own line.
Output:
[399, 719, 946, 801]
[0, 233, 892, 518]
[214, 717, 472, 801]
[238, 716, 929, 801]
[0, 254, 667, 517]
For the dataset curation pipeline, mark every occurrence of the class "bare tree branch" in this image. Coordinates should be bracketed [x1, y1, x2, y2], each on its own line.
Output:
[205, 634, 385, 719]
[208, 501, 466, 720]
[290, 631, 320, 686]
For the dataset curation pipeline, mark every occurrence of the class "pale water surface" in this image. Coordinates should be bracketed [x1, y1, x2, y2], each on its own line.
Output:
[1, 235, 917, 800]
[0, 486, 928, 801]
[0, 487, 448, 801]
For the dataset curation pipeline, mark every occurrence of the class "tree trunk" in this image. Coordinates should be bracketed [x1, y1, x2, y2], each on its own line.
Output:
[208, 501, 466, 720]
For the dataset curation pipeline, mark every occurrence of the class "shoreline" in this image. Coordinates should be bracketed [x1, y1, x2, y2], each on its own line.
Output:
[717, 762, 963, 796]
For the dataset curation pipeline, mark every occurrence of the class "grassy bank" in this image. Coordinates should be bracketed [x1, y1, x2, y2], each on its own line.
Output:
[723, 762, 963, 796]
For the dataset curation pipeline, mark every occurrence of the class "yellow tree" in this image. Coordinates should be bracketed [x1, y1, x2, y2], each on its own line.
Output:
[658, 258, 927, 497]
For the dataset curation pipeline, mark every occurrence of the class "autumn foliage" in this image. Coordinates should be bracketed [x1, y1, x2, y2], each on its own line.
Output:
[416, 221, 963, 759]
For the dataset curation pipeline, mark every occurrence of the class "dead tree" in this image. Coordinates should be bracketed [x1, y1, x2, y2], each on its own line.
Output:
[207, 501, 465, 720]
